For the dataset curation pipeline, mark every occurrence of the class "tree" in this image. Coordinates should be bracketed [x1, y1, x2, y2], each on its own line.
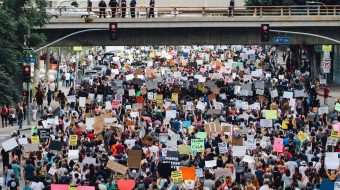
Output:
[0, 0, 49, 105]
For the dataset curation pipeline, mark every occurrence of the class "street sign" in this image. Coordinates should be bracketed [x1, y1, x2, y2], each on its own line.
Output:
[274, 37, 291, 44]
[27, 57, 37, 63]
[323, 59, 331, 74]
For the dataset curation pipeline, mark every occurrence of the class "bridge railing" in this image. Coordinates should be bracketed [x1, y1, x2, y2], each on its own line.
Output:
[47, 5, 340, 18]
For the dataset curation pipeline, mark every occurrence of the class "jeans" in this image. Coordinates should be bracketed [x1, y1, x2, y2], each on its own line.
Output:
[18, 118, 23, 129]
[1, 115, 7, 127]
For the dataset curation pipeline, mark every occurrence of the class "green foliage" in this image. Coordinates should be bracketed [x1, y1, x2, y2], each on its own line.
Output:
[0, 0, 48, 105]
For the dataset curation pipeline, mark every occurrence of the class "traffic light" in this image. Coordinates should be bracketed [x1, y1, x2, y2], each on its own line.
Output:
[23, 90, 28, 97]
[109, 23, 117, 40]
[261, 24, 270, 42]
[23, 65, 31, 82]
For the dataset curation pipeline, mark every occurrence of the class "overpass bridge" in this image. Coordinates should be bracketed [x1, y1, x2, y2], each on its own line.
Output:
[40, 5, 340, 46]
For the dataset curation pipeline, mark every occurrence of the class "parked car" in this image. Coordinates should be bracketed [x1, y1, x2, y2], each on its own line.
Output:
[47, 6, 96, 18]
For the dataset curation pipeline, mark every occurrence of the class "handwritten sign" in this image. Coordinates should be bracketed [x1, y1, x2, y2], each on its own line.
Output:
[191, 139, 204, 152]
[69, 135, 78, 146]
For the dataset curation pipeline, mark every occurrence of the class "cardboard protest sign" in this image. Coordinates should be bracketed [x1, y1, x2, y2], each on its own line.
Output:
[265, 110, 278, 120]
[171, 171, 183, 184]
[49, 140, 62, 151]
[1, 138, 18, 152]
[127, 150, 142, 168]
[273, 138, 284, 153]
[69, 135, 78, 146]
[214, 168, 233, 178]
[178, 145, 191, 155]
[179, 167, 196, 180]
[106, 160, 128, 174]
[31, 136, 40, 144]
[191, 139, 204, 152]
[23, 144, 39, 152]
[204, 122, 222, 133]
[218, 142, 228, 154]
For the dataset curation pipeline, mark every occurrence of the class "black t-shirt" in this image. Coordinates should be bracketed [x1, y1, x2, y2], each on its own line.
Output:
[1, 149, 9, 164]
[7, 179, 19, 190]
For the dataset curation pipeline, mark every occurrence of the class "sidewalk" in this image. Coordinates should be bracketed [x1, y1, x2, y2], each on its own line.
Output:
[0, 83, 69, 134]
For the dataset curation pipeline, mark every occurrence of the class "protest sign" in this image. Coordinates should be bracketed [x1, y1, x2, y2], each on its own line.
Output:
[1, 138, 18, 152]
[318, 107, 329, 115]
[214, 168, 233, 178]
[265, 110, 278, 120]
[205, 160, 217, 168]
[178, 145, 190, 155]
[38, 129, 50, 140]
[127, 150, 142, 168]
[69, 135, 78, 146]
[182, 121, 192, 128]
[68, 150, 79, 160]
[18, 138, 28, 145]
[273, 138, 284, 153]
[326, 137, 338, 146]
[283, 91, 294, 99]
[162, 151, 180, 167]
[106, 160, 128, 174]
[270, 90, 278, 98]
[325, 152, 339, 170]
[23, 144, 39, 152]
[197, 132, 207, 139]
[171, 171, 183, 184]
[79, 97, 86, 107]
[336, 103, 340, 112]
[246, 137, 257, 150]
[166, 110, 177, 119]
[191, 139, 204, 152]
[331, 130, 339, 138]
[218, 142, 228, 154]
[31, 136, 40, 144]
[294, 90, 305, 98]
[204, 122, 222, 133]
[49, 141, 62, 151]
[67, 95, 76, 103]
[260, 119, 272, 127]
[179, 167, 196, 180]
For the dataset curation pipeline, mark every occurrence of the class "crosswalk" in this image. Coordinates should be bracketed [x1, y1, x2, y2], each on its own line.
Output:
[0, 133, 11, 143]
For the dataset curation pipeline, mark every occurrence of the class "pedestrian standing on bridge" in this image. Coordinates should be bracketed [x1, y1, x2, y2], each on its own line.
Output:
[130, 0, 136, 18]
[121, 0, 127, 18]
[109, 0, 119, 18]
[148, 0, 155, 18]
[229, 0, 235, 17]
[98, 0, 107, 18]
[87, 0, 92, 12]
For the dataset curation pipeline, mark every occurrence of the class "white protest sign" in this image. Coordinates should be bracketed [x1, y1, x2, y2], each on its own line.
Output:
[318, 107, 329, 115]
[18, 138, 28, 145]
[283, 91, 294, 99]
[67, 95, 76, 103]
[325, 152, 339, 170]
[218, 142, 228, 154]
[205, 160, 217, 168]
[68, 150, 79, 160]
[270, 90, 278, 98]
[86, 118, 95, 130]
[166, 110, 177, 119]
[128, 89, 135, 97]
[79, 97, 86, 107]
[105, 101, 112, 110]
[1, 138, 18, 152]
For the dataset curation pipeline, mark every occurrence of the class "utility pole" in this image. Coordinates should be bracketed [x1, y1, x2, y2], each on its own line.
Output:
[46, 48, 50, 82]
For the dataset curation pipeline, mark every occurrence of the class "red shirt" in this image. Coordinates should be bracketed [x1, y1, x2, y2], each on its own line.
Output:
[115, 143, 125, 154]
[87, 133, 95, 140]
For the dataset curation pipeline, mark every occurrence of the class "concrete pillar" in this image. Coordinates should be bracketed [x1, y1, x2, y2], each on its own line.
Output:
[332, 45, 340, 83]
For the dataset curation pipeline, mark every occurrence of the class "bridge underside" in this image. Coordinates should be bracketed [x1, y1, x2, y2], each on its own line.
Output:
[39, 26, 340, 46]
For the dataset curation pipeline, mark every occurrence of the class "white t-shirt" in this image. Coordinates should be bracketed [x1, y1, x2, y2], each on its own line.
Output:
[31, 182, 45, 190]
[65, 73, 71, 80]
[124, 139, 136, 149]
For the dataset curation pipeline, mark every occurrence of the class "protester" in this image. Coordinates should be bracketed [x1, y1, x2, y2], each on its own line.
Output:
[130, 0, 137, 18]
[98, 0, 107, 18]
[149, 0, 155, 18]
[109, 0, 119, 18]
[121, 0, 127, 18]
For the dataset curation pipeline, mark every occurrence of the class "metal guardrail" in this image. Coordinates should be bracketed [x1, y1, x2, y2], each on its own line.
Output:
[46, 5, 340, 18]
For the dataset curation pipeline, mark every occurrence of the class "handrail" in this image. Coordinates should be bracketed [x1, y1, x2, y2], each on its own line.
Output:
[46, 5, 340, 18]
